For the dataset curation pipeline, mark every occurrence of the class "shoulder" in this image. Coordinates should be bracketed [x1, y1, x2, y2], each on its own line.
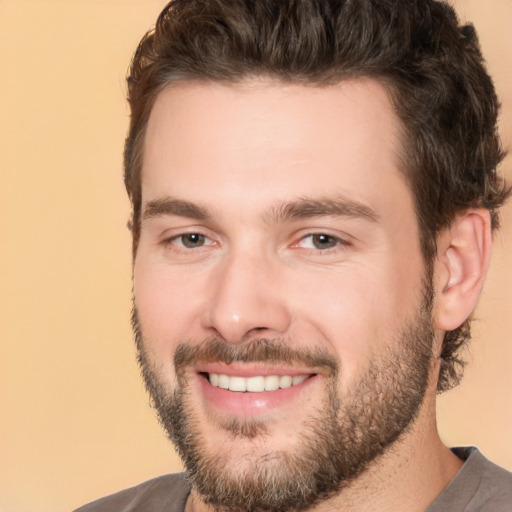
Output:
[74, 473, 190, 512]
[428, 447, 512, 512]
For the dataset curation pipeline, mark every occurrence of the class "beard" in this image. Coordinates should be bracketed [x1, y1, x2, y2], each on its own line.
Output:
[133, 287, 435, 512]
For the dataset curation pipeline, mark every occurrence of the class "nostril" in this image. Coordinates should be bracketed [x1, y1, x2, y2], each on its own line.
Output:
[248, 326, 269, 336]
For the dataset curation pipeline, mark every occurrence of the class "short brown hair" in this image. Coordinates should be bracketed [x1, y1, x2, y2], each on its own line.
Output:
[125, 0, 509, 391]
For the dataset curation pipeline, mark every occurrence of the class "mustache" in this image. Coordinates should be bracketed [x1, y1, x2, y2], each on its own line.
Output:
[173, 338, 339, 375]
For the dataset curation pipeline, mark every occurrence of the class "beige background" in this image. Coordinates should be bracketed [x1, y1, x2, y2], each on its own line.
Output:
[0, 1, 510, 511]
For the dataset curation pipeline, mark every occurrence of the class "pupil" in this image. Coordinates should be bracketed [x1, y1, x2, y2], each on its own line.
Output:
[313, 234, 336, 249]
[183, 233, 205, 248]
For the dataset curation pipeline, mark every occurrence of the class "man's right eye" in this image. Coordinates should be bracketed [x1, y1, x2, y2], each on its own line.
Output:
[163, 232, 217, 250]
[177, 233, 206, 248]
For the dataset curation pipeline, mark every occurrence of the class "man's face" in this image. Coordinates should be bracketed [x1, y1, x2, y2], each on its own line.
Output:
[134, 79, 436, 511]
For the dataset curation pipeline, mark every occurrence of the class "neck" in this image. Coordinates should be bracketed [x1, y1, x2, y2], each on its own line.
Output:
[312, 394, 463, 512]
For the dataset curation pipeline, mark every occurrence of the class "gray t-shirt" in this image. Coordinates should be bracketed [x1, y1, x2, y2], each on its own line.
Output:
[75, 447, 512, 511]
[426, 447, 512, 511]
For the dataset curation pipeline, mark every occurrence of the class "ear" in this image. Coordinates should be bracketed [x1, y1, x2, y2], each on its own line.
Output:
[433, 209, 492, 332]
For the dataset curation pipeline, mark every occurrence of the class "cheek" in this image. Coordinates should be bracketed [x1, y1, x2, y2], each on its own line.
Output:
[286, 262, 423, 384]
[133, 255, 208, 356]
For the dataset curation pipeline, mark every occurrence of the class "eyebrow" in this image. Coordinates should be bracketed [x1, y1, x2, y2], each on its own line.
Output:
[141, 195, 379, 224]
[142, 197, 209, 221]
[264, 196, 379, 224]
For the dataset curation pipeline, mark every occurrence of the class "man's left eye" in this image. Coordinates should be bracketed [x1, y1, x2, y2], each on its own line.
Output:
[298, 234, 344, 250]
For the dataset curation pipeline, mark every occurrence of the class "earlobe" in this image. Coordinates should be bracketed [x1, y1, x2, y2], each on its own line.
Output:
[433, 210, 492, 332]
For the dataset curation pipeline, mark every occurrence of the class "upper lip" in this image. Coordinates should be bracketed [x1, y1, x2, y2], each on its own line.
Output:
[195, 362, 317, 378]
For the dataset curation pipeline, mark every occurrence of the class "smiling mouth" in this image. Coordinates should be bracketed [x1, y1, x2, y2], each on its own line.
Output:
[203, 373, 312, 392]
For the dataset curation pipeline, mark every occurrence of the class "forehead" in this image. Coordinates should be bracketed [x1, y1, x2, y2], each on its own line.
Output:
[142, 78, 411, 220]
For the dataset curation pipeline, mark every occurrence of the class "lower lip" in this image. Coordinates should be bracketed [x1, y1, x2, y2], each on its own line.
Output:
[197, 374, 316, 416]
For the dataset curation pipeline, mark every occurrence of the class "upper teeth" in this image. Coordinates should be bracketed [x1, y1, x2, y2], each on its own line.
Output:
[209, 374, 308, 392]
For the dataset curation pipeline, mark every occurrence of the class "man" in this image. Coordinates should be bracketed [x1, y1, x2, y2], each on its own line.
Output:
[77, 0, 512, 511]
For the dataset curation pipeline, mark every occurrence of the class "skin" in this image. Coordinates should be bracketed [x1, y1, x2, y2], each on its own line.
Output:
[134, 78, 491, 511]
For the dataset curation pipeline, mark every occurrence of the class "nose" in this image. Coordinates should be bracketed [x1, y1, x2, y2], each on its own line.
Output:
[201, 250, 292, 343]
